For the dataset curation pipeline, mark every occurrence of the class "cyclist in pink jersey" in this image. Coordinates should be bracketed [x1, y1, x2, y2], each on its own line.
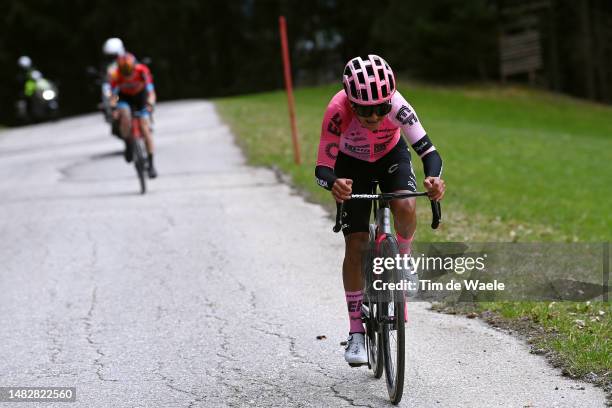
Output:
[315, 55, 445, 366]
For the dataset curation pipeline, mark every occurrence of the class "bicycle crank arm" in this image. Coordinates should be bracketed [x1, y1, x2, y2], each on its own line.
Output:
[361, 303, 371, 319]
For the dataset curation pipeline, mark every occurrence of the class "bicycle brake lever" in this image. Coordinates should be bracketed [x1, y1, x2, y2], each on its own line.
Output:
[430, 200, 441, 229]
[333, 202, 344, 233]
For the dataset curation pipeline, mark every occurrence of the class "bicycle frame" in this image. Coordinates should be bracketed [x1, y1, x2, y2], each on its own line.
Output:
[129, 114, 148, 194]
[131, 116, 142, 140]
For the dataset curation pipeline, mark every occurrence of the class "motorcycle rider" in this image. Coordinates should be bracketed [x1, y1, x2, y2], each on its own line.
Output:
[24, 70, 42, 99]
[16, 56, 34, 116]
[15, 58, 59, 122]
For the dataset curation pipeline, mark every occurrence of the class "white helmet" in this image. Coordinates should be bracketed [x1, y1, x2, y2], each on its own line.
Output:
[18, 55, 32, 69]
[102, 37, 125, 56]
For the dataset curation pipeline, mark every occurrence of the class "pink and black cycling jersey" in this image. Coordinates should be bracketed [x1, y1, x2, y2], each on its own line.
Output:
[315, 90, 442, 189]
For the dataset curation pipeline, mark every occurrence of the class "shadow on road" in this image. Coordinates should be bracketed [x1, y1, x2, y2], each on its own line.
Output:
[90, 150, 123, 160]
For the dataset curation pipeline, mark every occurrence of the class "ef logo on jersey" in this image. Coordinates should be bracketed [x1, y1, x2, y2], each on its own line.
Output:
[396, 106, 418, 126]
[327, 112, 342, 136]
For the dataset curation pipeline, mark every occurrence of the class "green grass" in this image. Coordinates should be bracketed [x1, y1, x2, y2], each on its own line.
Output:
[215, 82, 611, 388]
[216, 83, 611, 242]
[483, 301, 611, 379]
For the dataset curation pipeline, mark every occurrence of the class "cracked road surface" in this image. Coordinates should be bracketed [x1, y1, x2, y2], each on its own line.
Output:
[0, 101, 606, 407]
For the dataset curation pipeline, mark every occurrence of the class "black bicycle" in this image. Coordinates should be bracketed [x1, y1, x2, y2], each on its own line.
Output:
[333, 182, 441, 405]
[128, 106, 154, 195]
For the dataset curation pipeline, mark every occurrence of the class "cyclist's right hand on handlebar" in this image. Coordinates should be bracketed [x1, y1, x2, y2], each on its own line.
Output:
[424, 176, 445, 201]
[332, 178, 353, 203]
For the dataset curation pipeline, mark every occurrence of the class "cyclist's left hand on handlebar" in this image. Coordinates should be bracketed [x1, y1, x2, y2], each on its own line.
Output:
[332, 178, 353, 203]
[423, 176, 445, 201]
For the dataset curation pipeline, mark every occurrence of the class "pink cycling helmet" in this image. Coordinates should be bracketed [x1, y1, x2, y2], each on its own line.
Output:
[342, 55, 396, 105]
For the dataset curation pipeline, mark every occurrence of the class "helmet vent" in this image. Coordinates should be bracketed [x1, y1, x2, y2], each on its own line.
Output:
[357, 72, 365, 85]
[349, 80, 358, 99]
[370, 82, 379, 100]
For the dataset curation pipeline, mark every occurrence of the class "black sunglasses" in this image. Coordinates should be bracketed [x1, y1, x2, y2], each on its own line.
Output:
[352, 101, 392, 117]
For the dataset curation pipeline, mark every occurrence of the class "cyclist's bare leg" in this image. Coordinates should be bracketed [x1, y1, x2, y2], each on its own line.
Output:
[118, 107, 131, 140]
[390, 194, 417, 252]
[343, 232, 369, 291]
[391, 194, 417, 318]
[343, 232, 368, 336]
[139, 117, 154, 154]
[139, 116, 157, 177]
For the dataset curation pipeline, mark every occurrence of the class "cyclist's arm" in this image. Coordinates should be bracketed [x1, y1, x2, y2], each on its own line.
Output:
[314, 96, 347, 190]
[415, 138, 442, 178]
[390, 92, 443, 178]
[147, 89, 156, 106]
[135, 65, 156, 104]
[109, 70, 121, 98]
[109, 85, 119, 107]
[315, 165, 336, 190]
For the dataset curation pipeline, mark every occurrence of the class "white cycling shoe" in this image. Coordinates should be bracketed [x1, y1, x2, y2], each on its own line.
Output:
[344, 333, 368, 367]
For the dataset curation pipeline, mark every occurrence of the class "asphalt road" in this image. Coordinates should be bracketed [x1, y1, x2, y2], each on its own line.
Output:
[0, 102, 606, 407]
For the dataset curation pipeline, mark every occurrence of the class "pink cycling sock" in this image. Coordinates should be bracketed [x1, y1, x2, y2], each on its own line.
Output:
[345, 290, 365, 334]
[396, 233, 414, 256]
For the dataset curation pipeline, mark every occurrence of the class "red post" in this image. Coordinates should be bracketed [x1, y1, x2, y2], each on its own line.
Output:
[279, 16, 301, 165]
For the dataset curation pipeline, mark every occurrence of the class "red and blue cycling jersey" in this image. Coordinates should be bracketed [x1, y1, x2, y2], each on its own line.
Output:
[110, 64, 154, 96]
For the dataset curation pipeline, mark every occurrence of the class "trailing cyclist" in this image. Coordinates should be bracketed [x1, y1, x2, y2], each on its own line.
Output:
[100, 37, 125, 133]
[314, 55, 445, 366]
[102, 37, 125, 81]
[110, 52, 158, 178]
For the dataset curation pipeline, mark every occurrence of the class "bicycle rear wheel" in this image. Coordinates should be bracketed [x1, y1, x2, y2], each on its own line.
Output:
[380, 236, 405, 405]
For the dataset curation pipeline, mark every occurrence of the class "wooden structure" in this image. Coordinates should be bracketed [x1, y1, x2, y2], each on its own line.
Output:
[498, 1, 550, 84]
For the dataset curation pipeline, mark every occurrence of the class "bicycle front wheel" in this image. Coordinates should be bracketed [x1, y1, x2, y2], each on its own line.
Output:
[380, 236, 405, 405]
[363, 224, 383, 378]
[366, 301, 384, 378]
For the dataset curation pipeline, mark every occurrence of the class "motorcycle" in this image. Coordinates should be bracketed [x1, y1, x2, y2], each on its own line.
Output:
[15, 74, 60, 123]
